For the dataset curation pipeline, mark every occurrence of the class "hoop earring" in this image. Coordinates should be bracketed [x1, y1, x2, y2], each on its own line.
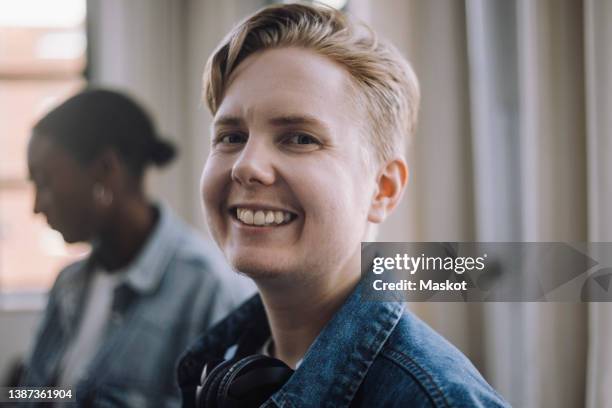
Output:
[93, 183, 113, 206]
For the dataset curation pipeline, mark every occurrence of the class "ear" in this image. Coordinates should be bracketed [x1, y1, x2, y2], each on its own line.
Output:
[367, 158, 409, 224]
[89, 148, 123, 187]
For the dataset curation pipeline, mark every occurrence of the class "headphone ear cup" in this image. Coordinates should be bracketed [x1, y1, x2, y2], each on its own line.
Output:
[216, 355, 266, 406]
[217, 355, 294, 407]
[197, 355, 294, 408]
[198, 359, 237, 408]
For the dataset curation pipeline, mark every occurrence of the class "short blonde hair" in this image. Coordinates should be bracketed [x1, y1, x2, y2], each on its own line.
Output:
[203, 2, 420, 166]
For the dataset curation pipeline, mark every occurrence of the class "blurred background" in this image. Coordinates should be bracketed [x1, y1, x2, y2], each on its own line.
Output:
[0, 0, 610, 406]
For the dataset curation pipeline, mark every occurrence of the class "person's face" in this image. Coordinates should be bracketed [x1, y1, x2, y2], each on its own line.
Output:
[27, 135, 99, 243]
[201, 47, 379, 280]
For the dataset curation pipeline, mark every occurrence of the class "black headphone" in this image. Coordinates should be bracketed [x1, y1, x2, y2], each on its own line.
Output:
[196, 354, 294, 408]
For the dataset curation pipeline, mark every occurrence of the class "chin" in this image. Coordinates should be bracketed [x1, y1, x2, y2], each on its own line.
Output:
[56, 227, 88, 244]
[229, 252, 292, 280]
[56, 229, 76, 244]
[62, 235, 83, 245]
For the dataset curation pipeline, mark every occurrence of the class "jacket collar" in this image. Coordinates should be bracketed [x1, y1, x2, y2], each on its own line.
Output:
[119, 203, 182, 294]
[178, 278, 405, 408]
[55, 203, 182, 331]
[270, 279, 404, 407]
[177, 294, 269, 390]
[88, 202, 182, 294]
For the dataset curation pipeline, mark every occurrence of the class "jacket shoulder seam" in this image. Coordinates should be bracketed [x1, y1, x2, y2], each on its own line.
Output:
[380, 347, 452, 408]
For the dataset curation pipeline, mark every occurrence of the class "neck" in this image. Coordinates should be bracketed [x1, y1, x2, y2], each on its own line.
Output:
[95, 197, 157, 272]
[256, 249, 361, 368]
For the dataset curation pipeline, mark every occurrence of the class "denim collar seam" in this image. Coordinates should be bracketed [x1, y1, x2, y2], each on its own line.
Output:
[326, 301, 404, 404]
[273, 298, 404, 406]
[381, 348, 452, 408]
[271, 391, 296, 408]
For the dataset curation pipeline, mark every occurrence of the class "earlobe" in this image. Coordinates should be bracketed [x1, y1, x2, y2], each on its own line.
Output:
[89, 148, 123, 201]
[367, 159, 408, 224]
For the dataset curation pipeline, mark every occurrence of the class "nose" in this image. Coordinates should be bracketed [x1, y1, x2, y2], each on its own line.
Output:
[231, 139, 276, 187]
[33, 188, 48, 215]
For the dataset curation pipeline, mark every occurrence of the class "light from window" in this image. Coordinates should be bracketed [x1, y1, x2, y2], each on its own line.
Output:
[0, 0, 85, 28]
[0, 0, 89, 293]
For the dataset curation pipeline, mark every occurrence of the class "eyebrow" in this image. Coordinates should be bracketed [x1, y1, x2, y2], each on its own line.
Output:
[214, 115, 244, 128]
[214, 114, 329, 131]
[268, 114, 325, 129]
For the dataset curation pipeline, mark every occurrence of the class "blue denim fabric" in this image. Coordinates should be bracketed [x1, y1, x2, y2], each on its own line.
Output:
[178, 278, 510, 407]
[21, 204, 254, 407]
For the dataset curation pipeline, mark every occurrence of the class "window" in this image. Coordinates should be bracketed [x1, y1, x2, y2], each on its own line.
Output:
[0, 0, 89, 296]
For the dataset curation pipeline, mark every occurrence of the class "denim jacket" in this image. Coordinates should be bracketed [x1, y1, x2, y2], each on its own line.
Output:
[178, 278, 510, 407]
[21, 204, 254, 407]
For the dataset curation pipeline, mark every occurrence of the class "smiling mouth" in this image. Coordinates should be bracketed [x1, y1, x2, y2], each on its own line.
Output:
[230, 207, 297, 227]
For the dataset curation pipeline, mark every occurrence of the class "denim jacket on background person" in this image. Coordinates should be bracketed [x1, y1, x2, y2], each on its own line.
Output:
[21, 203, 255, 407]
[178, 277, 511, 407]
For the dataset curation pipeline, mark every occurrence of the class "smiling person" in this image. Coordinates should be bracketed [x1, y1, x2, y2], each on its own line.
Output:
[178, 3, 509, 408]
[22, 89, 253, 407]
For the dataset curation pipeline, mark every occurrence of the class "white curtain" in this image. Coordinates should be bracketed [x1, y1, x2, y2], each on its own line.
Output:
[584, 1, 612, 407]
[352, 0, 612, 406]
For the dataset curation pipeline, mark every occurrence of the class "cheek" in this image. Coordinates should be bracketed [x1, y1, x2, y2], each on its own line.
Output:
[201, 155, 226, 202]
[294, 163, 372, 238]
[290, 168, 372, 273]
[56, 181, 88, 213]
[200, 157, 231, 235]
[51, 183, 95, 237]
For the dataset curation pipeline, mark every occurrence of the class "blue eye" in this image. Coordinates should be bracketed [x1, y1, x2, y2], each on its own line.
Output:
[287, 133, 320, 145]
[218, 133, 246, 144]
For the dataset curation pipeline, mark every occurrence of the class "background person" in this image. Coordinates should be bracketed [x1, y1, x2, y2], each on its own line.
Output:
[22, 88, 253, 407]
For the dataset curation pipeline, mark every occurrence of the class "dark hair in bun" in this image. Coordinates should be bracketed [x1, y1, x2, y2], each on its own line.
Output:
[32, 88, 177, 179]
[150, 138, 176, 166]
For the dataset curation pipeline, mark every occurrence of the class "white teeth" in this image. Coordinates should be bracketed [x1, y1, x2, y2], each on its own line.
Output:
[242, 209, 254, 224]
[235, 207, 293, 226]
[254, 211, 265, 225]
[265, 211, 275, 224]
[274, 211, 284, 224]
